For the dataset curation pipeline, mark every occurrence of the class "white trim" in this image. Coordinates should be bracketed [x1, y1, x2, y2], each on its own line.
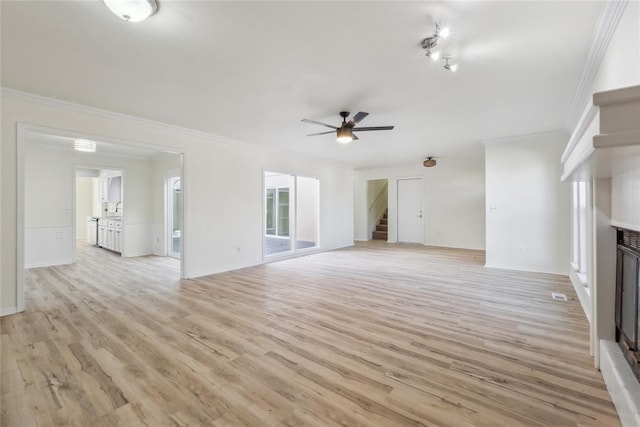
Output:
[165, 169, 181, 259]
[600, 340, 640, 427]
[0, 88, 353, 170]
[562, 102, 598, 163]
[484, 263, 569, 276]
[25, 260, 74, 270]
[564, 0, 629, 132]
[16, 125, 25, 314]
[611, 220, 640, 233]
[569, 267, 592, 323]
[481, 130, 566, 146]
[0, 307, 19, 317]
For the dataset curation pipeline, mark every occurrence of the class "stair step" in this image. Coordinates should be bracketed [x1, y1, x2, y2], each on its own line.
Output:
[376, 224, 388, 232]
[379, 219, 388, 225]
[372, 231, 388, 240]
[382, 213, 388, 219]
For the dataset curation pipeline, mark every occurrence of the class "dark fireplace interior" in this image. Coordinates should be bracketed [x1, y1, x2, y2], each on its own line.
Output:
[615, 228, 640, 382]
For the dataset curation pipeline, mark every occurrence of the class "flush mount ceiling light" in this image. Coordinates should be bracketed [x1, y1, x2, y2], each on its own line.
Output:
[74, 139, 96, 153]
[102, 0, 158, 22]
[423, 157, 437, 168]
[421, 23, 458, 71]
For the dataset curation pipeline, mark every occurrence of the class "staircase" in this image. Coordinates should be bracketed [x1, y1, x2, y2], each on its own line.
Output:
[372, 210, 388, 240]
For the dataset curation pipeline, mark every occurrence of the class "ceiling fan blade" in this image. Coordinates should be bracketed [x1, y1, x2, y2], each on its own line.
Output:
[351, 134, 359, 141]
[346, 112, 369, 127]
[307, 130, 335, 136]
[352, 126, 395, 131]
[301, 119, 337, 129]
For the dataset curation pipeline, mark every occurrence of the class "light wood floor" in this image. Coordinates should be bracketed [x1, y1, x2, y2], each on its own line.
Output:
[1, 242, 619, 426]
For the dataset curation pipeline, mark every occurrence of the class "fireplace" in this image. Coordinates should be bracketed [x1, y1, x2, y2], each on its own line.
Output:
[615, 228, 640, 382]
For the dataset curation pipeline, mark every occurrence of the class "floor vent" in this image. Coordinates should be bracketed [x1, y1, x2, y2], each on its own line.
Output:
[551, 293, 568, 302]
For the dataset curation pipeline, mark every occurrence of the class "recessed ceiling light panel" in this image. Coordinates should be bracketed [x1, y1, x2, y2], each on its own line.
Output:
[102, 0, 158, 23]
[74, 139, 97, 152]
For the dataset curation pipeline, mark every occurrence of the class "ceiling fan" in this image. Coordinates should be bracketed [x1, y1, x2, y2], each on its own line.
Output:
[302, 111, 394, 144]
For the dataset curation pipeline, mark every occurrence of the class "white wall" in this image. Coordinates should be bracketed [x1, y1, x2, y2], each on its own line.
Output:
[75, 176, 94, 240]
[23, 142, 154, 267]
[354, 157, 485, 250]
[296, 176, 318, 243]
[1, 92, 355, 313]
[485, 133, 570, 274]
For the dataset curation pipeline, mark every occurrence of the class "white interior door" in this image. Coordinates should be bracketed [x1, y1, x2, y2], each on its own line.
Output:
[397, 178, 423, 243]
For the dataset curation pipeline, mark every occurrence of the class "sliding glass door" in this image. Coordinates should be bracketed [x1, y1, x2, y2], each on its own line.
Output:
[264, 171, 319, 257]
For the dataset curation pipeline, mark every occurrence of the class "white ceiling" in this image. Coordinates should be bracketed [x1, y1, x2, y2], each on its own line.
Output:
[1, 1, 602, 169]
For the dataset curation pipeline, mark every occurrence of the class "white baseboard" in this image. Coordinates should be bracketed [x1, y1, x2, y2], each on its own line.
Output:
[25, 259, 73, 269]
[569, 267, 592, 323]
[484, 262, 568, 276]
[600, 340, 640, 427]
[0, 307, 19, 317]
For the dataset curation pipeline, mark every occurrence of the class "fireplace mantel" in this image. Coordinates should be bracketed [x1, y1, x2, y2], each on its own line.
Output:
[561, 85, 640, 427]
[562, 85, 640, 186]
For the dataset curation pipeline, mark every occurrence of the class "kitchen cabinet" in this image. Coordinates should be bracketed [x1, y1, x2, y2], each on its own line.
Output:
[97, 218, 122, 254]
[99, 174, 122, 203]
[99, 177, 109, 202]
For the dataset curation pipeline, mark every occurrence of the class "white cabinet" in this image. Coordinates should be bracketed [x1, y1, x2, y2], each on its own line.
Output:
[99, 178, 109, 202]
[97, 219, 122, 254]
[98, 222, 108, 247]
[114, 224, 122, 253]
[87, 220, 97, 245]
[99, 174, 122, 203]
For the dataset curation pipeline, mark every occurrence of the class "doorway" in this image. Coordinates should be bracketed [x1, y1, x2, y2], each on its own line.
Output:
[397, 177, 424, 244]
[367, 179, 389, 240]
[167, 173, 181, 259]
[16, 124, 187, 314]
[264, 171, 319, 257]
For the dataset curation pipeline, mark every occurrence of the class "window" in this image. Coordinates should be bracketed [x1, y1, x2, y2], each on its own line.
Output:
[264, 171, 319, 257]
[571, 181, 591, 287]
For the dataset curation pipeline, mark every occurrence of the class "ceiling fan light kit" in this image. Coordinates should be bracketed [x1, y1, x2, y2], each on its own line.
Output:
[302, 111, 394, 144]
[422, 23, 458, 72]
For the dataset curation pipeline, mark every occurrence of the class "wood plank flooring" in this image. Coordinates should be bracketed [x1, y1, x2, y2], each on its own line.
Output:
[1, 241, 620, 426]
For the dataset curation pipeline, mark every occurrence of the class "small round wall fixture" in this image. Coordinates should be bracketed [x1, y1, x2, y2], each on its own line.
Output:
[423, 157, 437, 167]
[102, 0, 158, 22]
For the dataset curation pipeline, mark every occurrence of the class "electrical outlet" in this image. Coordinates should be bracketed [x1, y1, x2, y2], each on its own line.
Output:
[235, 247, 240, 252]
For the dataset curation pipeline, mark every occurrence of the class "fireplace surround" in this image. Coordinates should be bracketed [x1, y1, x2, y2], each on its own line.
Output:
[616, 228, 640, 382]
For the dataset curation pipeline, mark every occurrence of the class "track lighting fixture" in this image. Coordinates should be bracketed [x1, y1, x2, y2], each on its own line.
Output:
[421, 23, 458, 72]
[444, 58, 458, 72]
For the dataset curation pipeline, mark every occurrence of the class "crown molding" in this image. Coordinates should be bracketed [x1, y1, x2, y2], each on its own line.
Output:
[481, 130, 566, 147]
[564, 0, 629, 133]
[1, 87, 355, 170]
[0, 87, 253, 148]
